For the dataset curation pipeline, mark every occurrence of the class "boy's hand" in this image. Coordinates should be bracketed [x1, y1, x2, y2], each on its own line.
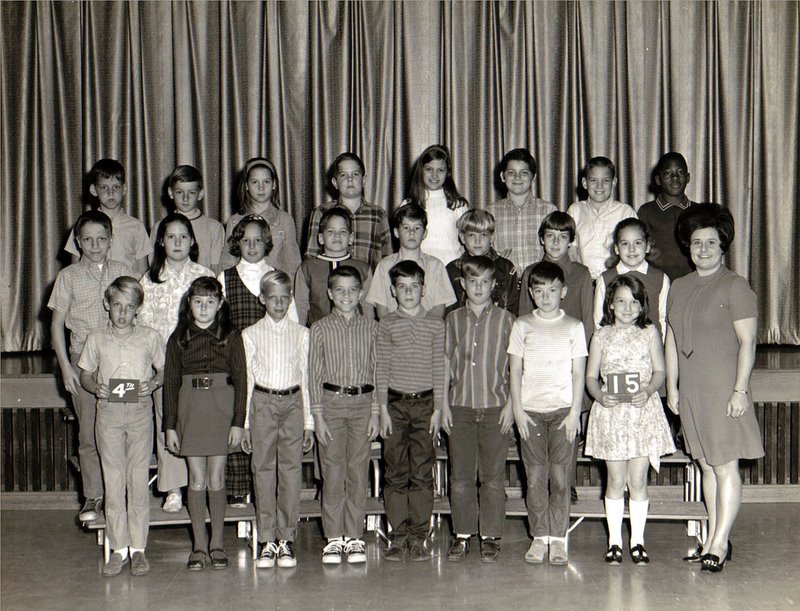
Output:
[600, 392, 620, 408]
[241, 429, 252, 453]
[303, 429, 315, 452]
[228, 426, 244, 448]
[380, 405, 393, 438]
[367, 414, 380, 440]
[166, 429, 180, 454]
[138, 378, 157, 397]
[60, 365, 81, 396]
[429, 406, 452, 436]
[514, 410, 536, 441]
[558, 413, 580, 442]
[666, 386, 680, 415]
[314, 414, 333, 447]
[630, 390, 649, 408]
[94, 383, 110, 399]
[498, 404, 515, 435]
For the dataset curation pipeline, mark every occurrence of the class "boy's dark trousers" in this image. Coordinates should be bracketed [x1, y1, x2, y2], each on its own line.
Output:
[383, 392, 435, 542]
[448, 405, 510, 538]
[520, 407, 574, 538]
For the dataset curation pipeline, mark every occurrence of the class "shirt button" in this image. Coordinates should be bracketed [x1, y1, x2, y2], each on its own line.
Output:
[472, 362, 476, 367]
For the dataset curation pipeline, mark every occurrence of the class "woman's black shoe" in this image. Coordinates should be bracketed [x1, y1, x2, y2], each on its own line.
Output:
[683, 544, 704, 562]
[604, 545, 623, 564]
[701, 542, 732, 573]
[630, 544, 649, 564]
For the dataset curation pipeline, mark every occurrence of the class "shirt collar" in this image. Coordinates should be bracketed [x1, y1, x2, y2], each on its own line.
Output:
[396, 307, 427, 320]
[616, 261, 649, 274]
[655, 195, 691, 212]
[334, 197, 367, 214]
[532, 309, 565, 323]
[78, 256, 107, 271]
[261, 313, 289, 330]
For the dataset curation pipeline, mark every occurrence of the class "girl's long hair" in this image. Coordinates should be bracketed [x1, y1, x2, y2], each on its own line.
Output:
[147, 213, 199, 284]
[173, 277, 235, 348]
[237, 157, 281, 214]
[600, 274, 652, 329]
[407, 144, 468, 211]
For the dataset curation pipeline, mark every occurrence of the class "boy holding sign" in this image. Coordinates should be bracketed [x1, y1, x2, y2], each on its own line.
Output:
[79, 277, 166, 577]
[508, 261, 587, 565]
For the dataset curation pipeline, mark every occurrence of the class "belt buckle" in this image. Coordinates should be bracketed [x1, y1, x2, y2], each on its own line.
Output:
[346, 387, 358, 396]
[197, 376, 212, 389]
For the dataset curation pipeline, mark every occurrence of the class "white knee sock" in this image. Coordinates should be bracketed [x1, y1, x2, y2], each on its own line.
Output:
[604, 497, 624, 547]
[629, 499, 649, 547]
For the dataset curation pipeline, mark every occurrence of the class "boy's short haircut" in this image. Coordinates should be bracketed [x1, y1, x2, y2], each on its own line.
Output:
[332, 152, 366, 177]
[500, 148, 537, 176]
[457, 209, 496, 235]
[169, 164, 204, 190]
[585, 156, 616, 180]
[89, 159, 125, 185]
[319, 207, 353, 234]
[527, 260, 565, 288]
[538, 211, 576, 243]
[393, 203, 428, 229]
[327, 265, 363, 290]
[388, 260, 425, 286]
[461, 255, 496, 280]
[104, 276, 144, 307]
[655, 152, 689, 174]
[259, 269, 292, 295]
[227, 214, 274, 257]
[74, 210, 113, 238]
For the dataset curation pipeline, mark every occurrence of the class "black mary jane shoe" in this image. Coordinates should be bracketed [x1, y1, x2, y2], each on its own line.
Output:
[683, 544, 704, 562]
[630, 544, 650, 564]
[604, 545, 623, 564]
[701, 542, 732, 573]
[210, 549, 228, 570]
[187, 550, 207, 571]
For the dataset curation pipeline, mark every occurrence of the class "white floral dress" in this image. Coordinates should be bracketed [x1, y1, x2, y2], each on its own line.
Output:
[585, 325, 675, 470]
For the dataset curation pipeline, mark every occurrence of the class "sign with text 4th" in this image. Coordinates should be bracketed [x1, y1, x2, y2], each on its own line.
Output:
[108, 379, 140, 403]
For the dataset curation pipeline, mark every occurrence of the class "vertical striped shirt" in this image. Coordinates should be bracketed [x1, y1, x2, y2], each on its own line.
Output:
[445, 303, 514, 409]
[376, 309, 446, 411]
[242, 314, 312, 430]
[309, 311, 378, 414]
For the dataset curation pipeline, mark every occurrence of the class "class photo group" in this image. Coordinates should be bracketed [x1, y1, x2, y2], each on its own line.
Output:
[51, 144, 761, 579]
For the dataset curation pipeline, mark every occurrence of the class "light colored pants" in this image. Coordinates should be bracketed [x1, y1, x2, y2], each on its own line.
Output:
[317, 392, 372, 540]
[153, 389, 187, 491]
[69, 354, 104, 499]
[250, 390, 303, 543]
[95, 398, 153, 550]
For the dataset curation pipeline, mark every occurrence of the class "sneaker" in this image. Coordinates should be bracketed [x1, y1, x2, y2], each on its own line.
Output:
[228, 495, 247, 508]
[480, 537, 501, 563]
[525, 538, 548, 564]
[79, 497, 103, 522]
[102, 552, 129, 577]
[383, 539, 407, 562]
[570, 487, 579, 504]
[255, 541, 278, 568]
[408, 539, 429, 562]
[162, 491, 182, 513]
[344, 538, 367, 564]
[447, 536, 470, 562]
[130, 551, 150, 576]
[322, 538, 344, 564]
[276, 540, 297, 568]
[549, 538, 568, 565]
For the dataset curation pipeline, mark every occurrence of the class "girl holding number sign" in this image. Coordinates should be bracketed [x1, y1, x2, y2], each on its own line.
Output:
[585, 275, 675, 564]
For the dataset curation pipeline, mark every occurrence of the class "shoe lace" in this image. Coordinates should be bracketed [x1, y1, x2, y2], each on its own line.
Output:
[344, 539, 365, 554]
[277, 540, 293, 556]
[323, 539, 343, 554]
[260, 541, 278, 557]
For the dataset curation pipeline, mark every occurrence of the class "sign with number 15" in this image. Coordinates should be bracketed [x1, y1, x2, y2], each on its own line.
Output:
[606, 372, 640, 402]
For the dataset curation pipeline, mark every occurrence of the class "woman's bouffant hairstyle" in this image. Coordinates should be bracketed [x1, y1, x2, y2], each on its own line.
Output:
[173, 277, 235, 348]
[227, 215, 274, 258]
[600, 274, 652, 329]
[676, 203, 734, 253]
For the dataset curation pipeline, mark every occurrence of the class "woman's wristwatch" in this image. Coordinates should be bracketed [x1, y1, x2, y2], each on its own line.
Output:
[733, 388, 748, 395]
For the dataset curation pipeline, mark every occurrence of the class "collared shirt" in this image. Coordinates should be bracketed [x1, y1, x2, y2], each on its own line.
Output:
[305, 199, 392, 269]
[78, 323, 165, 386]
[445, 303, 514, 409]
[65, 211, 152, 267]
[152, 213, 225, 272]
[48, 258, 133, 356]
[567, 200, 637, 279]
[366, 252, 456, 312]
[487, 194, 557, 270]
[221, 207, 302, 276]
[507, 310, 587, 413]
[242, 314, 311, 429]
[446, 248, 520, 315]
[138, 260, 215, 342]
[376, 308, 445, 410]
[217, 260, 299, 322]
[309, 311, 378, 414]
[593, 261, 670, 339]
[163, 323, 248, 430]
[294, 255, 372, 326]
[637, 197, 697, 281]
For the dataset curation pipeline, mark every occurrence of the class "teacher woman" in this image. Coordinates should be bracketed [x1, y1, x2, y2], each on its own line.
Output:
[665, 204, 764, 573]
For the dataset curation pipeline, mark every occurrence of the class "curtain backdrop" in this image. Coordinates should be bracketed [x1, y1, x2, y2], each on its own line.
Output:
[1, 0, 798, 351]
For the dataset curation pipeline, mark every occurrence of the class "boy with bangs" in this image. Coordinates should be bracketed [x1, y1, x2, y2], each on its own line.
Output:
[306, 152, 392, 270]
[151, 165, 225, 273]
[79, 276, 165, 577]
[309, 266, 379, 564]
[446, 209, 519, 315]
[65, 159, 151, 275]
[567, 157, 637, 280]
[378, 260, 445, 562]
[440, 256, 515, 563]
[295, 207, 373, 326]
[366, 204, 456, 319]
[49, 210, 133, 524]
